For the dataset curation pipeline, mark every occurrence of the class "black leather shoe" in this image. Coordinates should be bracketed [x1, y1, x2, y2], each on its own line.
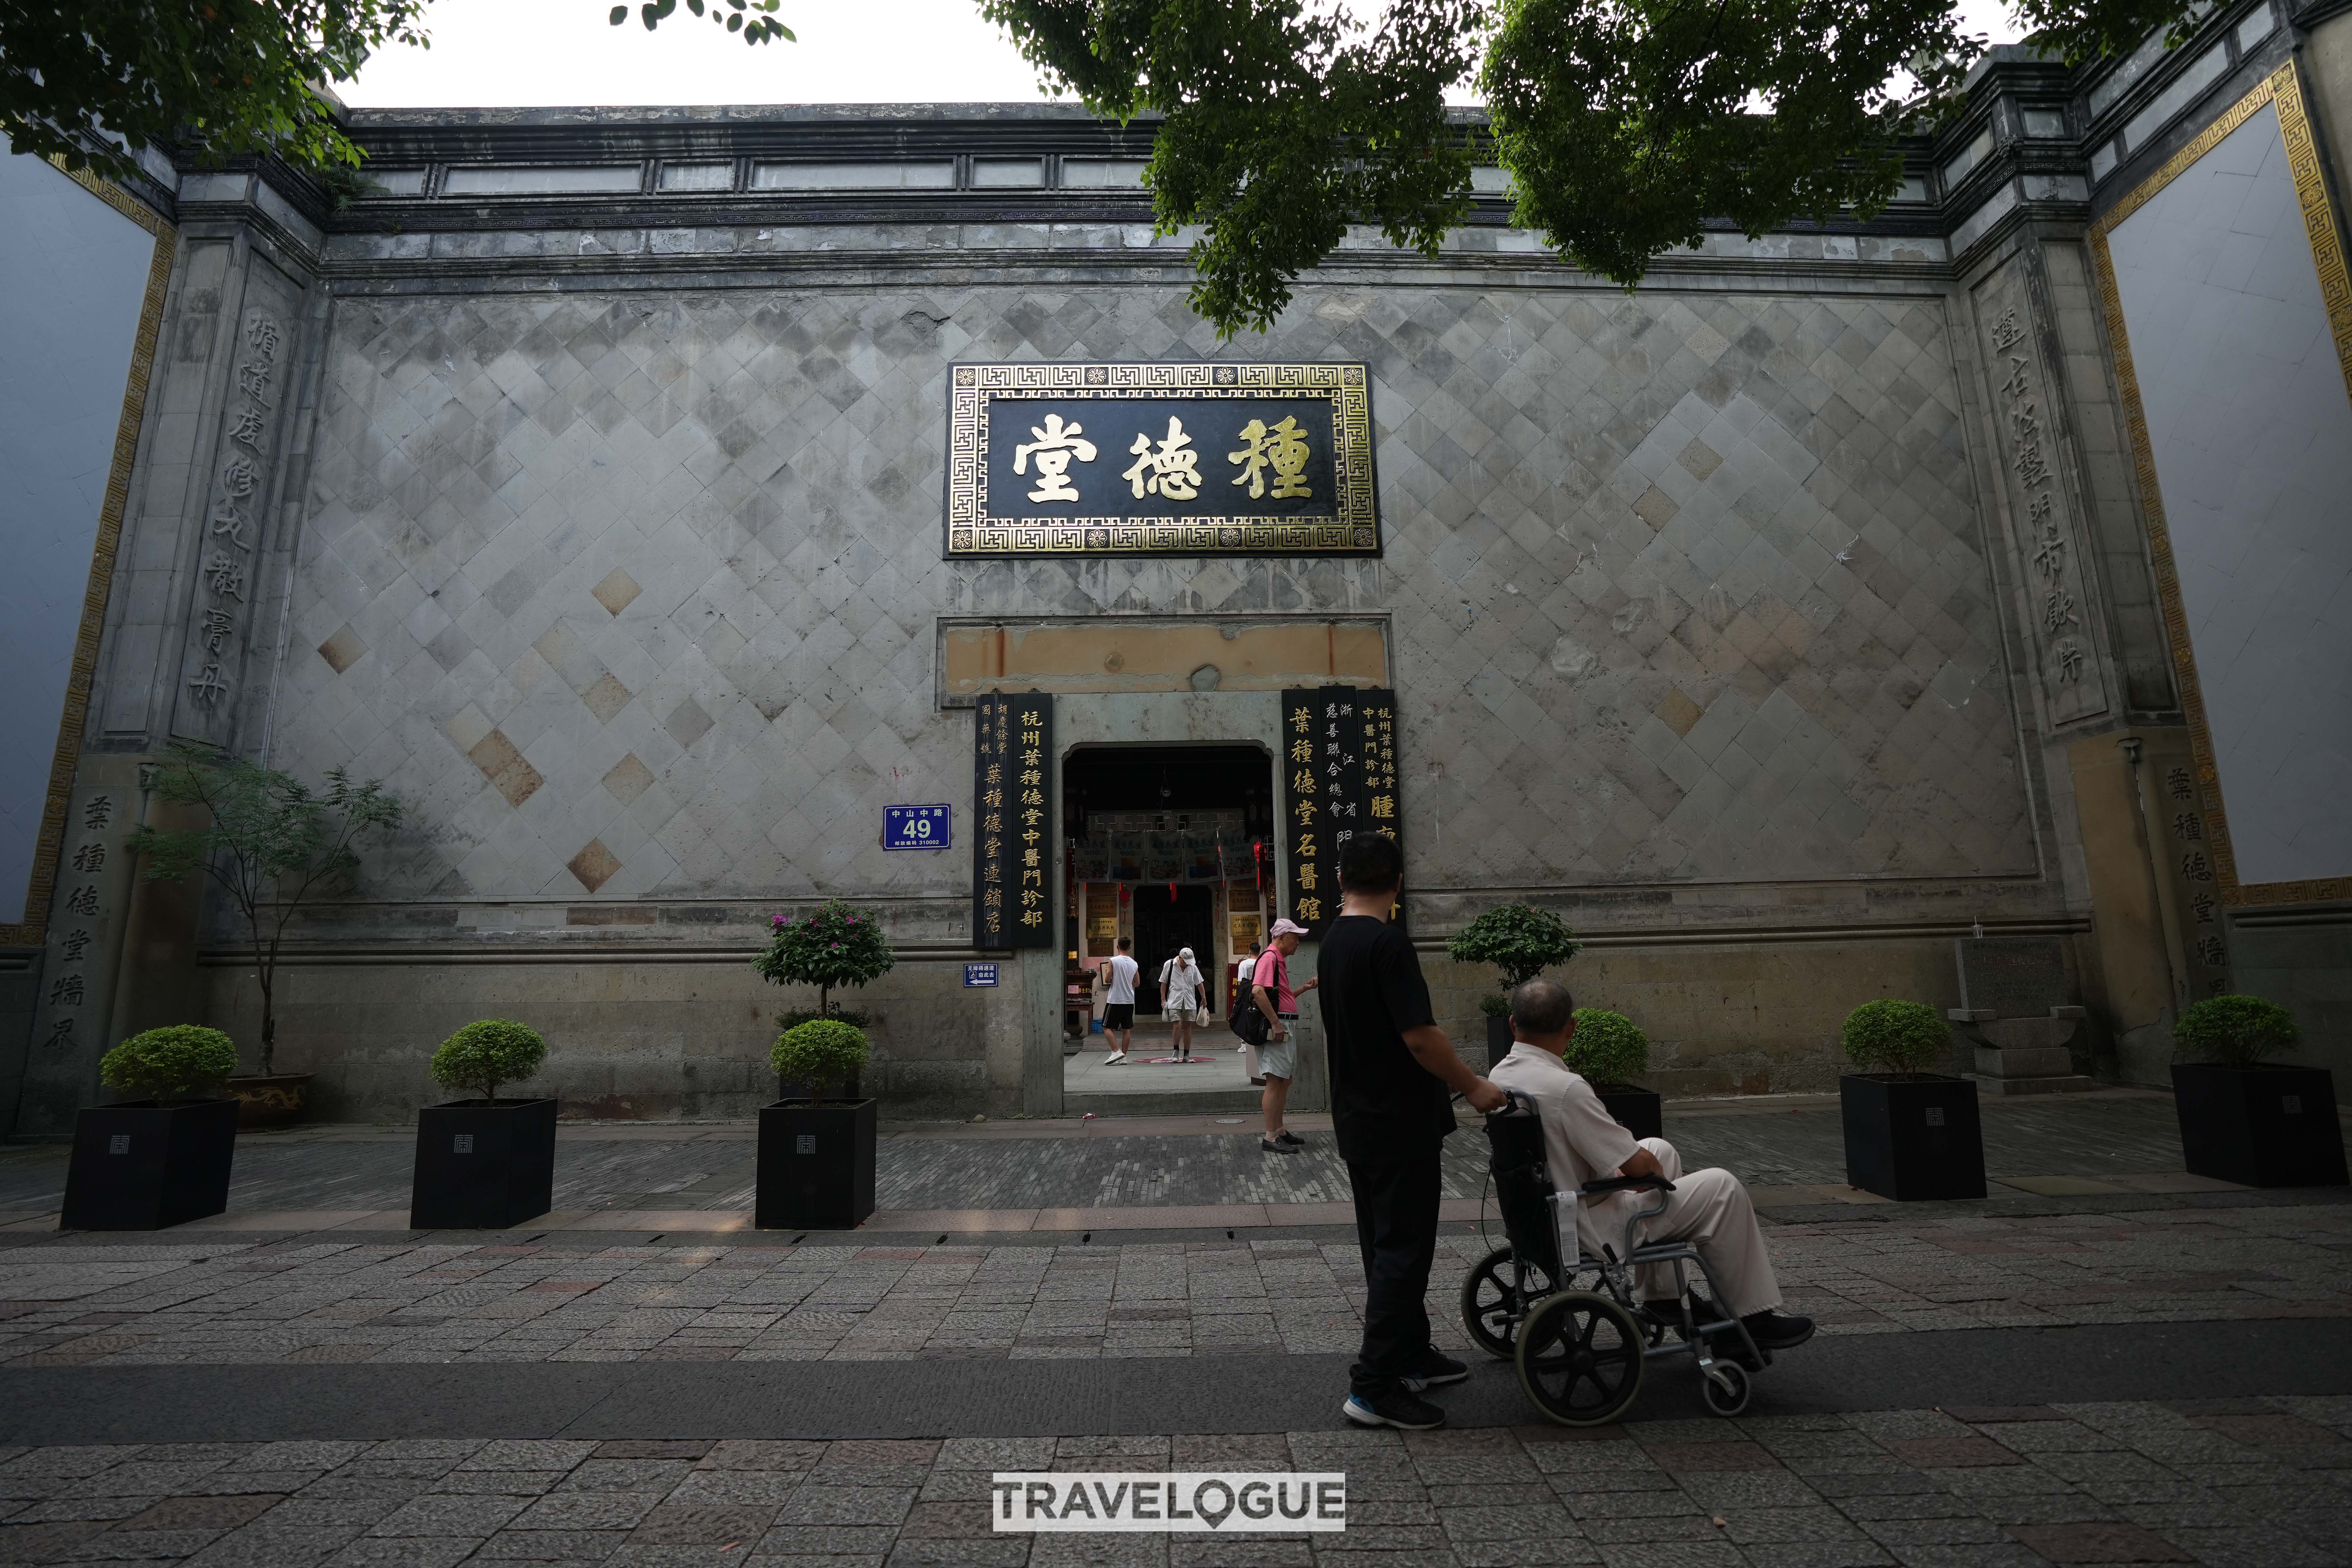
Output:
[1742, 1309, 1815, 1350]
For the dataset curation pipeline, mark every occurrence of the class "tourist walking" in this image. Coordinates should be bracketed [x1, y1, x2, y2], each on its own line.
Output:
[1158, 946, 1206, 1060]
[1250, 920, 1319, 1152]
[1099, 937, 1139, 1064]
[1319, 833, 1505, 1430]
[1234, 941, 1264, 1079]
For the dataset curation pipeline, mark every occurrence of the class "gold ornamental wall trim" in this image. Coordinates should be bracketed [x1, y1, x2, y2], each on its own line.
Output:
[2087, 61, 2352, 908]
[943, 361, 1379, 559]
[2, 160, 176, 947]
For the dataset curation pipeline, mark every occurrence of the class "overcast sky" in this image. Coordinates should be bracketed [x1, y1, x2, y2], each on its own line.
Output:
[341, 0, 2020, 110]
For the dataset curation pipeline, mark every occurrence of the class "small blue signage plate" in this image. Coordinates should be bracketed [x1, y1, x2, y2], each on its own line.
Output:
[964, 962, 999, 988]
[884, 804, 952, 850]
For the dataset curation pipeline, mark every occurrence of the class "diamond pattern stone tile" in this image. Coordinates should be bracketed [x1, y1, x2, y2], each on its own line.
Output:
[276, 284, 2031, 901]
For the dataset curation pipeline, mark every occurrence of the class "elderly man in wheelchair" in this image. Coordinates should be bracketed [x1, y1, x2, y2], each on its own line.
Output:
[1470, 977, 1812, 1422]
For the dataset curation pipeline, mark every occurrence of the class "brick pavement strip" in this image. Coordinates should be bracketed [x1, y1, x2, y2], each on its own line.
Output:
[0, 1203, 2345, 1367]
[0, 1402, 2345, 1566]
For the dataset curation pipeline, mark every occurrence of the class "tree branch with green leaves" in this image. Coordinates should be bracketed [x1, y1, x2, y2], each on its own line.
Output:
[127, 746, 403, 1077]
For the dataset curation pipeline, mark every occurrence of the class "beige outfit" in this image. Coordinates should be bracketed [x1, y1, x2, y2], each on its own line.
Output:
[1487, 1042, 1782, 1316]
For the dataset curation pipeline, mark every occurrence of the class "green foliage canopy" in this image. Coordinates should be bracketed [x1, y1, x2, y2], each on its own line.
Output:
[100, 1025, 239, 1102]
[0, 0, 429, 186]
[1566, 1007, 1649, 1087]
[429, 1019, 548, 1102]
[1447, 903, 1581, 993]
[2174, 993, 2299, 1070]
[129, 746, 402, 1076]
[754, 900, 895, 1018]
[611, 0, 792, 45]
[771, 1018, 870, 1096]
[1840, 998, 1950, 1075]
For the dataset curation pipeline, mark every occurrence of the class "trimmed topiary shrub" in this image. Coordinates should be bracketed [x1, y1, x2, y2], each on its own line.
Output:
[2174, 994, 2299, 1069]
[772, 1018, 869, 1098]
[1448, 905, 1580, 1017]
[754, 900, 894, 1019]
[1566, 1009, 1649, 1088]
[429, 1019, 548, 1102]
[1841, 1000, 1950, 1076]
[100, 1025, 238, 1101]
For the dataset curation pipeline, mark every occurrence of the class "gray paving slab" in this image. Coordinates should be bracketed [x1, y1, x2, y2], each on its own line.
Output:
[5, 1319, 2352, 1445]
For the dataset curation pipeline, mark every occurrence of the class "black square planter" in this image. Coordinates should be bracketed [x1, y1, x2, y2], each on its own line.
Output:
[2172, 1064, 2347, 1188]
[409, 1098, 558, 1230]
[1486, 1014, 1514, 1069]
[60, 1099, 238, 1231]
[1841, 1074, 1986, 1200]
[757, 1098, 877, 1230]
[1598, 1087, 1663, 1141]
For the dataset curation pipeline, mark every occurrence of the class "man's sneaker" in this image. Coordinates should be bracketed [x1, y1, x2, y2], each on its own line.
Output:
[1399, 1348, 1469, 1391]
[1342, 1389, 1446, 1430]
[1261, 1137, 1300, 1155]
[1275, 1129, 1305, 1148]
[1102, 1052, 1127, 1065]
[1742, 1310, 1815, 1351]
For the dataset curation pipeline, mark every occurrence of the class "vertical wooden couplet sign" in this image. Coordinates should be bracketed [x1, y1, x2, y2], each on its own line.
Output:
[972, 691, 1055, 948]
[1278, 686, 1404, 937]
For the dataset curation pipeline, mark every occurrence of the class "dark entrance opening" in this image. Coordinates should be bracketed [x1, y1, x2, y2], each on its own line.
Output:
[1063, 745, 1274, 1038]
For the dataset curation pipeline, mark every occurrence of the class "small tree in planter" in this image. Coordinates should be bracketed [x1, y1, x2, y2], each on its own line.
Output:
[62, 1026, 241, 1230]
[410, 1019, 557, 1230]
[128, 745, 402, 1122]
[1448, 904, 1580, 1067]
[760, 1019, 877, 1230]
[1567, 1008, 1661, 1138]
[1838, 999, 1982, 1200]
[2171, 995, 2343, 1187]
[754, 900, 894, 1025]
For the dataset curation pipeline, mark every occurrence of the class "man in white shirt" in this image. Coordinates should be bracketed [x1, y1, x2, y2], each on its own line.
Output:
[1099, 938, 1139, 1064]
[1486, 978, 1813, 1351]
[1158, 946, 1205, 1060]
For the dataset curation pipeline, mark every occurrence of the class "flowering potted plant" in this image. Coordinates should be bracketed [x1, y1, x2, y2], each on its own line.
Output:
[409, 1019, 556, 1230]
[754, 899, 894, 1024]
[61, 1025, 240, 1230]
[1838, 999, 1983, 1200]
[1567, 1008, 1661, 1139]
[1446, 904, 1580, 1067]
[756, 1018, 876, 1230]
[2172, 995, 2343, 1187]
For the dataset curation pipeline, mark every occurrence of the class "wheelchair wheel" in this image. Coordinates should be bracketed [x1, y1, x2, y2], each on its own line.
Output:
[1515, 1290, 1644, 1426]
[1700, 1361, 1751, 1418]
[1460, 1247, 1556, 1360]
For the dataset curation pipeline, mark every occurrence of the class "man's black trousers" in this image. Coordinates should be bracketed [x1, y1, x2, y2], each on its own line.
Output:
[1344, 1140, 1443, 1398]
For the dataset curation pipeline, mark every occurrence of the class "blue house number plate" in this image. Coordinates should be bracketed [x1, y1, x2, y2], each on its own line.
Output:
[883, 804, 951, 850]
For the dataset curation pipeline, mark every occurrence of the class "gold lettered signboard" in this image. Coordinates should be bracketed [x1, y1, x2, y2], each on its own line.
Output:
[944, 362, 1378, 558]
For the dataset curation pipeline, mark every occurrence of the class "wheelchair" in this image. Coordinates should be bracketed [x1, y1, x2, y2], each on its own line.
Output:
[1458, 1090, 1775, 1424]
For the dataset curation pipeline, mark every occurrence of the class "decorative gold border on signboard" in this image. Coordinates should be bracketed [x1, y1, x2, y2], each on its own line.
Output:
[1, 160, 176, 947]
[2088, 62, 2352, 907]
[943, 362, 1378, 558]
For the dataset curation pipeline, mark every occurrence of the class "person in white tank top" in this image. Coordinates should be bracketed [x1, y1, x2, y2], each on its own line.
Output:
[1099, 938, 1140, 1063]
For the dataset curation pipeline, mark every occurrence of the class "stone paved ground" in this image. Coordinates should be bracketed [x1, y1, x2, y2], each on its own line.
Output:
[4, 1401, 2351, 1568]
[2, 1198, 2346, 1367]
[0, 1094, 2212, 1216]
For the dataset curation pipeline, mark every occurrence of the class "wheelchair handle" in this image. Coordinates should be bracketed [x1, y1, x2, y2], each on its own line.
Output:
[1580, 1173, 1676, 1195]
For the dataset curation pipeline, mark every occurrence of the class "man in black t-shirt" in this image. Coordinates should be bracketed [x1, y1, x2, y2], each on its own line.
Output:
[1319, 833, 1507, 1430]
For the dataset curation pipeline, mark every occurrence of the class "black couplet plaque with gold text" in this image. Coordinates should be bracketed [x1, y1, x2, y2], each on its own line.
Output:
[972, 691, 1055, 948]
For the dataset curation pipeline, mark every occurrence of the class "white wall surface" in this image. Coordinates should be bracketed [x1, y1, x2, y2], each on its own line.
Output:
[2107, 102, 2352, 888]
[0, 148, 157, 925]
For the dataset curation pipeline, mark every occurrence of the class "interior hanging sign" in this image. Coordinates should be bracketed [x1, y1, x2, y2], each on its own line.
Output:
[944, 362, 1377, 558]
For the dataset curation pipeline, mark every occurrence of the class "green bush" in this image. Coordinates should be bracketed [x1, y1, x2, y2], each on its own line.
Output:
[2174, 994, 2299, 1069]
[1566, 1009, 1649, 1088]
[429, 1019, 548, 1102]
[1840, 1000, 1950, 1076]
[771, 1018, 869, 1097]
[1476, 993, 1511, 1018]
[100, 1025, 238, 1101]
[753, 900, 894, 1018]
[1447, 904, 1580, 992]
